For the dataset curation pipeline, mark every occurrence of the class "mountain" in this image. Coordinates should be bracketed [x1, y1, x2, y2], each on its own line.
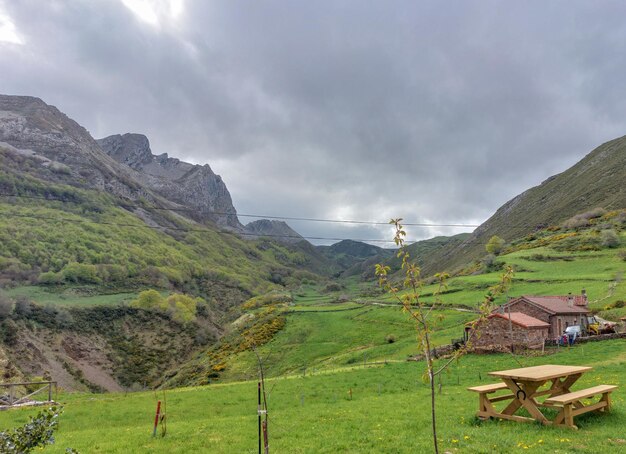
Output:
[317, 240, 394, 277]
[0, 95, 327, 296]
[420, 135, 626, 275]
[0, 94, 335, 390]
[97, 133, 243, 230]
[0, 96, 155, 202]
[244, 219, 304, 243]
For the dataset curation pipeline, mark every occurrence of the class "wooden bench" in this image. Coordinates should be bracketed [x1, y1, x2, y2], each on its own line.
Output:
[544, 384, 617, 428]
[468, 383, 514, 419]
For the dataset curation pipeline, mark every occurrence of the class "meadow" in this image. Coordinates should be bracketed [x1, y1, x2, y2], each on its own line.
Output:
[1, 340, 624, 453]
[1, 216, 624, 452]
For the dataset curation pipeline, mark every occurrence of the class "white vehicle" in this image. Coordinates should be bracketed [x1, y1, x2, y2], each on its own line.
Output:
[565, 325, 582, 336]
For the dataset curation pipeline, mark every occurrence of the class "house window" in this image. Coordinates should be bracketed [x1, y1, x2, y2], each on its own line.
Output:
[565, 321, 569, 328]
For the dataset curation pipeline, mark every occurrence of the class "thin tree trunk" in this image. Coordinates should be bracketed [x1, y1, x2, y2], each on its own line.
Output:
[424, 332, 439, 454]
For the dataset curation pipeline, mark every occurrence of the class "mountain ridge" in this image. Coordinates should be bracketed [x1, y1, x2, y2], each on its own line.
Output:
[97, 133, 244, 230]
[419, 135, 626, 274]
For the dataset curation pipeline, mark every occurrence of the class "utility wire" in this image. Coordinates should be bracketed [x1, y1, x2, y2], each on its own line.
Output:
[0, 192, 480, 228]
[0, 210, 512, 245]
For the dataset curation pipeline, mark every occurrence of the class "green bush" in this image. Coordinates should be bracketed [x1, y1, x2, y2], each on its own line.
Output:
[600, 229, 620, 248]
[38, 271, 62, 285]
[130, 289, 164, 309]
[0, 406, 62, 453]
[61, 262, 100, 284]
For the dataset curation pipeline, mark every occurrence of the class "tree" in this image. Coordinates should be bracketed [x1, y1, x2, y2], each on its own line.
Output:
[131, 289, 164, 310]
[485, 235, 506, 255]
[376, 219, 512, 454]
[0, 291, 13, 319]
[165, 294, 199, 324]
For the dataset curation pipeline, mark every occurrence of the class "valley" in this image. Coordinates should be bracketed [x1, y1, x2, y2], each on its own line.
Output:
[0, 94, 624, 453]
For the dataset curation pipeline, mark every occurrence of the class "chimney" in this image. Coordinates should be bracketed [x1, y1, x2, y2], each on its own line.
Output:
[578, 288, 588, 306]
[567, 292, 574, 307]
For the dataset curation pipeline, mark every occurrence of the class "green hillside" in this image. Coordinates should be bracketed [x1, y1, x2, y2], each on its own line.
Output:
[420, 136, 626, 275]
[0, 174, 321, 306]
[163, 211, 625, 387]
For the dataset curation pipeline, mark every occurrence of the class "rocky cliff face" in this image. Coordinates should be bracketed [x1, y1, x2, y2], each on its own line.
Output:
[0, 95, 150, 200]
[98, 133, 243, 230]
[0, 95, 194, 233]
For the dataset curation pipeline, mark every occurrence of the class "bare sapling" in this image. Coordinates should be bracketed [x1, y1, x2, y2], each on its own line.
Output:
[375, 219, 513, 454]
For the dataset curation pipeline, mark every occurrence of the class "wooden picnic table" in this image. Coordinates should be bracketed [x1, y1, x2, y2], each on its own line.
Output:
[487, 364, 592, 425]
[469, 364, 618, 428]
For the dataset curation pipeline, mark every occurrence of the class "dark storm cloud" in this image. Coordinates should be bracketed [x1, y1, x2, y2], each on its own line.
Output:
[2, 0, 626, 245]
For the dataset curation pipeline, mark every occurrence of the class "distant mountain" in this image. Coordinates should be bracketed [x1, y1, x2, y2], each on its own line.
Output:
[420, 135, 626, 275]
[97, 133, 243, 230]
[318, 240, 394, 277]
[325, 239, 390, 258]
[244, 219, 304, 243]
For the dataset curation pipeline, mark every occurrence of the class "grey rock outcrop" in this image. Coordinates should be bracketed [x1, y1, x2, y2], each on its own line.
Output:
[97, 133, 243, 230]
[0, 95, 156, 202]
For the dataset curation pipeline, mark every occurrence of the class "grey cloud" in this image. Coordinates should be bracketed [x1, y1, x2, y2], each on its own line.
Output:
[2, 0, 626, 244]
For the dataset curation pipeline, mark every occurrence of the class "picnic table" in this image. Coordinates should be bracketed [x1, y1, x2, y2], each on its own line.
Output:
[468, 364, 617, 428]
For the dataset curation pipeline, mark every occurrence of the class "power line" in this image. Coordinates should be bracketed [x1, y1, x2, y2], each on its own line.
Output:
[0, 192, 480, 228]
[1, 210, 511, 245]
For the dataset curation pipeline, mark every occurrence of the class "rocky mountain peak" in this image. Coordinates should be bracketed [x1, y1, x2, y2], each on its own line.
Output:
[97, 132, 243, 230]
[97, 133, 153, 169]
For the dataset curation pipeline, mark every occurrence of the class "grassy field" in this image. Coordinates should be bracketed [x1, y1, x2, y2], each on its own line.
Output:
[1, 339, 624, 453]
[382, 244, 626, 311]
[5, 285, 138, 307]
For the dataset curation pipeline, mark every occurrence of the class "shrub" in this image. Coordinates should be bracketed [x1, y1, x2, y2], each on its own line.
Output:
[38, 271, 62, 285]
[385, 334, 396, 344]
[601, 229, 621, 248]
[552, 234, 602, 252]
[0, 406, 63, 453]
[1, 318, 19, 345]
[61, 262, 100, 284]
[0, 292, 13, 319]
[131, 289, 164, 310]
[165, 293, 199, 323]
[322, 282, 344, 293]
[562, 208, 607, 229]
[485, 235, 505, 255]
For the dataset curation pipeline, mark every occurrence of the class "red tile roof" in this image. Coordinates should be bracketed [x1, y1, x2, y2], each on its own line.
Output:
[489, 312, 551, 329]
[518, 295, 590, 314]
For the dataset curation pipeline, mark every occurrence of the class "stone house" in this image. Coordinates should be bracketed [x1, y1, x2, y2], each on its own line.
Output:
[466, 312, 550, 350]
[498, 292, 590, 338]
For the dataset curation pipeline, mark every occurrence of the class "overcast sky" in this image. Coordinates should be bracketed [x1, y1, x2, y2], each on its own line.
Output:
[1, 1, 625, 245]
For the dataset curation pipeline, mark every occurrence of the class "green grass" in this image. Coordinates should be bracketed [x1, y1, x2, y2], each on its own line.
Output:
[216, 305, 474, 381]
[382, 244, 626, 311]
[1, 340, 624, 453]
[5, 286, 138, 307]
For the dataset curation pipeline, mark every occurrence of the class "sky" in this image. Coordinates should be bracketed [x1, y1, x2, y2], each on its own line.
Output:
[1, 1, 626, 246]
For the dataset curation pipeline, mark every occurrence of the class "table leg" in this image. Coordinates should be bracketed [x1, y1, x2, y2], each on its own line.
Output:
[500, 379, 549, 424]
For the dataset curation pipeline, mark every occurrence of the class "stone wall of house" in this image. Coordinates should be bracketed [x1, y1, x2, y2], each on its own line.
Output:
[469, 316, 548, 350]
[505, 300, 585, 338]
